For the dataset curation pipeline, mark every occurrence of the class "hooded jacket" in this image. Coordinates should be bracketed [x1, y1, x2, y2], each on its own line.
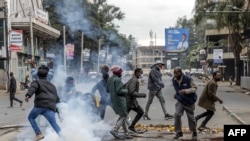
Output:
[147, 64, 164, 91]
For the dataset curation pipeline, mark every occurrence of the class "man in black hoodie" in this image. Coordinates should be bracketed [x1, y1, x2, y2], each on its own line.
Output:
[25, 65, 61, 141]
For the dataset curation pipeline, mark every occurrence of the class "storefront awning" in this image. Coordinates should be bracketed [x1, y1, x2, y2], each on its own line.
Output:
[10, 17, 60, 39]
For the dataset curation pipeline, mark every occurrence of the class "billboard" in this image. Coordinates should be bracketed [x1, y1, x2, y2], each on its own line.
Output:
[165, 28, 189, 52]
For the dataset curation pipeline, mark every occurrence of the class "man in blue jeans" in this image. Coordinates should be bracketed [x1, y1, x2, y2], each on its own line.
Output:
[25, 65, 61, 141]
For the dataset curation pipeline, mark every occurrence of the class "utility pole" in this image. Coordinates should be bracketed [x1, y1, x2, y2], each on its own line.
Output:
[29, 7, 34, 60]
[80, 32, 84, 73]
[63, 26, 66, 75]
[4, 0, 10, 92]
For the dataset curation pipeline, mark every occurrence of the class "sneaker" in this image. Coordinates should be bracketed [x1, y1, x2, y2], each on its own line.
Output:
[110, 130, 125, 140]
[35, 134, 44, 141]
[198, 126, 210, 131]
[124, 133, 133, 139]
[192, 132, 197, 140]
[165, 114, 174, 120]
[142, 115, 151, 120]
[128, 126, 137, 133]
[173, 132, 183, 139]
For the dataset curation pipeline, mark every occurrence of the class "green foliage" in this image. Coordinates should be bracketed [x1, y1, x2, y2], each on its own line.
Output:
[174, 17, 205, 68]
[42, 0, 133, 68]
[193, 0, 250, 85]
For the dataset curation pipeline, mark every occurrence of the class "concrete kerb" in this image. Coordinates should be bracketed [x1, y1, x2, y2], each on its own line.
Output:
[222, 105, 248, 125]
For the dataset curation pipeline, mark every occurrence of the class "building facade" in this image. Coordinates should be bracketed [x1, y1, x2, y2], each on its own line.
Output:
[133, 46, 165, 75]
[0, 0, 60, 89]
[205, 28, 240, 81]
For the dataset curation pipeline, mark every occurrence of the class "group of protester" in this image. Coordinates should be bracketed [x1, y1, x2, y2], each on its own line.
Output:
[8, 59, 224, 141]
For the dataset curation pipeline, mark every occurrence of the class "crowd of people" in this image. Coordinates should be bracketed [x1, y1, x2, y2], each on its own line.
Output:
[8, 59, 223, 141]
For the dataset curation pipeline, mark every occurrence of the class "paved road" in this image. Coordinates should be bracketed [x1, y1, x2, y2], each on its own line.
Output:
[0, 75, 249, 141]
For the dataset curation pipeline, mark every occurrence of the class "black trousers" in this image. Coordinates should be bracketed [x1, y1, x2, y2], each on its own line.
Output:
[10, 91, 22, 106]
[196, 109, 214, 127]
[128, 105, 144, 127]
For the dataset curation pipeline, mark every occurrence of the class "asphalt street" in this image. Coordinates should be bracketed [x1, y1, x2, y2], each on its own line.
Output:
[0, 75, 249, 141]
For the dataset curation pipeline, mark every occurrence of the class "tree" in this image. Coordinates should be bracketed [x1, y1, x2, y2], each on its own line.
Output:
[194, 0, 250, 85]
[43, 0, 132, 69]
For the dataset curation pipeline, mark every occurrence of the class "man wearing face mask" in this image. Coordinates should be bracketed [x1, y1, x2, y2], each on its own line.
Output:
[107, 65, 133, 140]
[196, 71, 223, 131]
[143, 61, 174, 120]
[125, 68, 146, 133]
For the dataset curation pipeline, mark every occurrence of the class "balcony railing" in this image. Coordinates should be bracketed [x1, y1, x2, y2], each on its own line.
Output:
[207, 46, 233, 54]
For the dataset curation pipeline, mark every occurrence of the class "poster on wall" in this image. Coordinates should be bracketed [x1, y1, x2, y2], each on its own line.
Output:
[10, 30, 23, 52]
[65, 44, 74, 60]
[165, 28, 189, 52]
[213, 49, 223, 64]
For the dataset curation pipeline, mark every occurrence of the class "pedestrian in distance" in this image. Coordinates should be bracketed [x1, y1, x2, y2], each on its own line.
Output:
[107, 65, 133, 140]
[8, 72, 23, 108]
[31, 60, 54, 81]
[91, 65, 112, 120]
[125, 68, 146, 133]
[25, 65, 61, 141]
[196, 71, 223, 131]
[172, 67, 198, 140]
[143, 61, 173, 120]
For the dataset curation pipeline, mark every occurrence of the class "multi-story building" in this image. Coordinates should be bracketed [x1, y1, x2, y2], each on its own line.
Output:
[0, 0, 60, 89]
[133, 46, 165, 75]
[205, 28, 241, 81]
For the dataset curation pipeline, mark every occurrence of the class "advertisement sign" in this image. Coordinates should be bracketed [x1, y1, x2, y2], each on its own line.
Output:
[66, 44, 74, 60]
[10, 30, 23, 51]
[167, 60, 171, 69]
[199, 49, 206, 61]
[34, 8, 49, 24]
[165, 28, 189, 52]
[213, 49, 223, 64]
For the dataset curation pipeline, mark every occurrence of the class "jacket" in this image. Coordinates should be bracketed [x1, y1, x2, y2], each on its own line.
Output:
[91, 79, 111, 105]
[107, 74, 128, 116]
[172, 75, 197, 105]
[198, 79, 219, 111]
[148, 65, 164, 91]
[9, 76, 17, 93]
[25, 79, 60, 112]
[125, 76, 145, 109]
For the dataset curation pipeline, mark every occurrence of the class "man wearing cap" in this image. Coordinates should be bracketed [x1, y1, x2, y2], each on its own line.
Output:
[143, 61, 174, 120]
[107, 65, 133, 140]
[31, 60, 54, 81]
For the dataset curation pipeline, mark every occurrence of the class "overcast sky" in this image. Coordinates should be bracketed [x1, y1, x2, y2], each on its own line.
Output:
[107, 0, 196, 46]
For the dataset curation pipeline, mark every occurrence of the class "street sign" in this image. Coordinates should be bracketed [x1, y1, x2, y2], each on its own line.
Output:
[10, 30, 23, 52]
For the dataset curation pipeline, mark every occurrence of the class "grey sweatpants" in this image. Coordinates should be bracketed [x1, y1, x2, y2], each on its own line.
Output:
[145, 90, 167, 116]
[174, 101, 197, 133]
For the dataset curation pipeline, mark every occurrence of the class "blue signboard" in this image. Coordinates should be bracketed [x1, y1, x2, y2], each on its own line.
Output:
[165, 28, 189, 52]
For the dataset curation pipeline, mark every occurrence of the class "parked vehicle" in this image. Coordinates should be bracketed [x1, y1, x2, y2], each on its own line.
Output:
[20, 80, 30, 90]
[87, 71, 100, 82]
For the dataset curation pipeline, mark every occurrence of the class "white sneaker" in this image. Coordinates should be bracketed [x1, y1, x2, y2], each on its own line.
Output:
[35, 134, 44, 141]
